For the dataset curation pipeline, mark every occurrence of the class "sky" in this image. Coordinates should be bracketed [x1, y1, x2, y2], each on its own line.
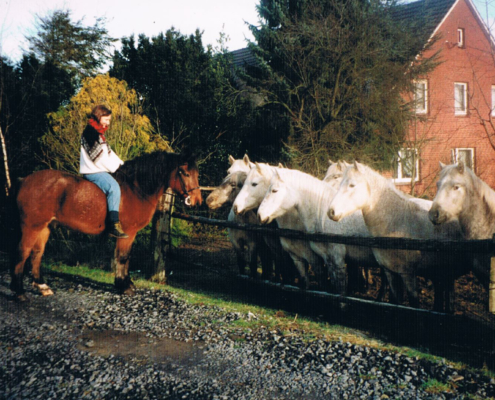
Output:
[0, 0, 260, 63]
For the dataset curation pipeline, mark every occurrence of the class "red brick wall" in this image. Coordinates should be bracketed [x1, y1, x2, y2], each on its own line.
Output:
[396, 0, 495, 198]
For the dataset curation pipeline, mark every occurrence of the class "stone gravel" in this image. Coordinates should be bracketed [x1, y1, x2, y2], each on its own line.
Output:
[0, 273, 494, 400]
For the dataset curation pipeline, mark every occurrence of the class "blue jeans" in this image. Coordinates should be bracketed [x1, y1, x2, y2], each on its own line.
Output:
[83, 172, 121, 214]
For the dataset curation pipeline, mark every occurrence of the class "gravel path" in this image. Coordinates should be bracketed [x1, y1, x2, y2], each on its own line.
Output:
[1, 272, 494, 400]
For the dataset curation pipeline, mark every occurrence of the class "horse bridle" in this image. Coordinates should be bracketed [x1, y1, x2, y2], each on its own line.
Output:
[176, 165, 201, 206]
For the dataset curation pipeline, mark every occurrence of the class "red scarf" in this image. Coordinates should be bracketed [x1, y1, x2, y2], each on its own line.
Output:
[88, 118, 109, 140]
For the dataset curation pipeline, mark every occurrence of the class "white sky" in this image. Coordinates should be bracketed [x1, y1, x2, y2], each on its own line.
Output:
[1, 0, 494, 66]
[0, 0, 260, 63]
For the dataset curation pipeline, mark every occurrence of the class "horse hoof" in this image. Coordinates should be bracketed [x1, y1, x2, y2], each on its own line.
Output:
[123, 287, 136, 296]
[33, 283, 54, 296]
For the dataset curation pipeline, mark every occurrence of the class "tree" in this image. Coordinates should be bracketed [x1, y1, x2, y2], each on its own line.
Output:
[111, 30, 258, 183]
[246, 0, 440, 175]
[40, 74, 171, 173]
[27, 9, 116, 85]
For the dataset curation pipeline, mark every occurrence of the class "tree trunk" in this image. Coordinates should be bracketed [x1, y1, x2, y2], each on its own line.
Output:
[0, 125, 11, 197]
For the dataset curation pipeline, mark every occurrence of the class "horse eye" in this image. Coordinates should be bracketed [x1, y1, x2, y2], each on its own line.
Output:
[252, 183, 258, 187]
[453, 185, 460, 191]
[349, 184, 356, 188]
[272, 189, 278, 193]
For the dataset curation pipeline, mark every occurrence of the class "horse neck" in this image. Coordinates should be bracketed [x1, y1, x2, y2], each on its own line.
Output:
[359, 169, 415, 237]
[281, 171, 335, 232]
[459, 175, 495, 239]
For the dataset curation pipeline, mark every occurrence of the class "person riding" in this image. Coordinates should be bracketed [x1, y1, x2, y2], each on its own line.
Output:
[79, 105, 129, 239]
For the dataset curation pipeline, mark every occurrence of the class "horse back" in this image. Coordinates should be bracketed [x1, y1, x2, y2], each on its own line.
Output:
[17, 170, 108, 234]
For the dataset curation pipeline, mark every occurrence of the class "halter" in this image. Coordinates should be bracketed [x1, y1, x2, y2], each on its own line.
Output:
[176, 165, 201, 206]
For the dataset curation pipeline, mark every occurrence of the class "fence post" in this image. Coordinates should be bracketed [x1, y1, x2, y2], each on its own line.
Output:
[490, 256, 495, 314]
[151, 188, 174, 283]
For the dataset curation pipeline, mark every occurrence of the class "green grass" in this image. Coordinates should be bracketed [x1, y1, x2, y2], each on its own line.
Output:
[421, 378, 454, 395]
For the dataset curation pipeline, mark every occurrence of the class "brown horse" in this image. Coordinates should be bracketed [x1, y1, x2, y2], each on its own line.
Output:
[11, 151, 202, 301]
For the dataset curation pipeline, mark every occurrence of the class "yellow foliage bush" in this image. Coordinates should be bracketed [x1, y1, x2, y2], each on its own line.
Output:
[41, 74, 171, 173]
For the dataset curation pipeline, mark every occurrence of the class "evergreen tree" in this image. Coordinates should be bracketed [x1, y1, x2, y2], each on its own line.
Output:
[247, 0, 440, 175]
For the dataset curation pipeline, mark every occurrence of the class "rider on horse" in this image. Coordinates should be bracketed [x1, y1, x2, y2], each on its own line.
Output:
[80, 105, 128, 239]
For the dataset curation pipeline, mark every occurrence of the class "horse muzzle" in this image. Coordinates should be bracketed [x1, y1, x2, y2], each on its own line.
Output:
[428, 205, 448, 225]
[327, 207, 341, 222]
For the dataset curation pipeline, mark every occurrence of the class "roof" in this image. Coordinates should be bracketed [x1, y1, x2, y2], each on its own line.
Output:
[231, 47, 258, 69]
[231, 0, 461, 63]
[391, 0, 457, 37]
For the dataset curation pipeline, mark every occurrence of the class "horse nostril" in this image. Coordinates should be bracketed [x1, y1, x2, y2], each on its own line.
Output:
[328, 208, 335, 218]
[233, 205, 238, 214]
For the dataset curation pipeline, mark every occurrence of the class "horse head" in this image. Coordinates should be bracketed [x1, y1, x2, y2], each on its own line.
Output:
[206, 171, 247, 210]
[328, 161, 371, 222]
[233, 162, 273, 215]
[169, 154, 202, 207]
[257, 169, 294, 224]
[429, 161, 469, 225]
[323, 159, 350, 190]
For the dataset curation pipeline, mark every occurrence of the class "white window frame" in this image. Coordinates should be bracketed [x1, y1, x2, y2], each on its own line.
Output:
[394, 148, 419, 184]
[491, 85, 495, 116]
[413, 80, 428, 114]
[457, 28, 465, 48]
[451, 148, 474, 170]
[454, 82, 468, 115]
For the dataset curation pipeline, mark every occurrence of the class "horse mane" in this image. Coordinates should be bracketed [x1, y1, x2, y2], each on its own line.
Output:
[114, 151, 197, 197]
[464, 166, 495, 218]
[357, 163, 422, 210]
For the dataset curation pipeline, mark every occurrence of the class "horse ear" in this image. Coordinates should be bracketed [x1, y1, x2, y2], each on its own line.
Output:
[228, 155, 235, 165]
[278, 163, 285, 168]
[457, 160, 465, 174]
[243, 154, 251, 166]
[439, 161, 447, 170]
[337, 161, 345, 171]
[328, 159, 334, 165]
[354, 161, 364, 173]
[273, 168, 284, 183]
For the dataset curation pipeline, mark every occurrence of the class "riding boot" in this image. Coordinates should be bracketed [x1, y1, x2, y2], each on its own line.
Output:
[108, 211, 129, 239]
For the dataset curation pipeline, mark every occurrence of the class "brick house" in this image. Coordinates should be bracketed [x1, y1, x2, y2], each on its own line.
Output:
[393, 0, 495, 197]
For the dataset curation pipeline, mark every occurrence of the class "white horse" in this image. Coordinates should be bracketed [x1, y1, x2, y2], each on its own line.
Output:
[328, 161, 466, 312]
[257, 168, 380, 295]
[233, 163, 326, 289]
[206, 171, 272, 279]
[429, 161, 493, 289]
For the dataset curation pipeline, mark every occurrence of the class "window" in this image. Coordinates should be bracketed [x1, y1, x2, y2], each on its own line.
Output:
[414, 80, 428, 114]
[452, 148, 474, 170]
[457, 28, 465, 48]
[454, 83, 467, 115]
[394, 148, 419, 183]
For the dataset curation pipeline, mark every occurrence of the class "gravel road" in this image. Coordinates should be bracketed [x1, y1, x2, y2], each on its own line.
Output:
[1, 272, 494, 400]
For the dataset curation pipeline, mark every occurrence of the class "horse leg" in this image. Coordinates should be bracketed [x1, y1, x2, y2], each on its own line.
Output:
[401, 272, 419, 309]
[248, 240, 258, 279]
[326, 250, 347, 295]
[113, 235, 136, 296]
[30, 227, 54, 296]
[383, 269, 403, 304]
[11, 228, 43, 301]
[257, 238, 273, 281]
